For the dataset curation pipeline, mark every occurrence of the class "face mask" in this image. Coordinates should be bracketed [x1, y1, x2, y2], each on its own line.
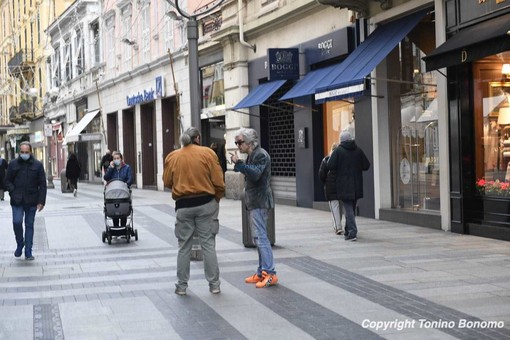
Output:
[20, 154, 30, 161]
[113, 159, 121, 166]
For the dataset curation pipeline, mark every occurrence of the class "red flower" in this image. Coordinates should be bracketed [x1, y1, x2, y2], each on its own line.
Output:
[476, 179, 486, 187]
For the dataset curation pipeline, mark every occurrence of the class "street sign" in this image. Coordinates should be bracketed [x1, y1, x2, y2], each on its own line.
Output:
[44, 124, 53, 137]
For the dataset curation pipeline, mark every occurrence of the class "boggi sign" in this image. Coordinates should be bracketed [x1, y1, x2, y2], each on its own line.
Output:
[267, 48, 299, 80]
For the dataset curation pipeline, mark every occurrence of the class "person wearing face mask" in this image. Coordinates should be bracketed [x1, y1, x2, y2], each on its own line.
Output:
[103, 151, 133, 227]
[4, 141, 47, 260]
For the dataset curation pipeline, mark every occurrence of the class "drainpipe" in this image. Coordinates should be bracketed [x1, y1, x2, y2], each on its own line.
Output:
[238, 0, 256, 52]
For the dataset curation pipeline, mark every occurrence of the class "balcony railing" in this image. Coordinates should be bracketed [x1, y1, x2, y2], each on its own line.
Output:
[8, 49, 35, 76]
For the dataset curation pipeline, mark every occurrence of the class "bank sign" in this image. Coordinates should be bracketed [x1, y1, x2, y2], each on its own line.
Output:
[268, 48, 299, 81]
[126, 76, 165, 106]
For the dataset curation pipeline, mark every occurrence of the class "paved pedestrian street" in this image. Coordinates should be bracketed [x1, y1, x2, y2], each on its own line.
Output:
[1, 181, 510, 339]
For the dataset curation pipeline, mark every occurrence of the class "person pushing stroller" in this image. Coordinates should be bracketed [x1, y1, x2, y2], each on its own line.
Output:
[103, 151, 132, 228]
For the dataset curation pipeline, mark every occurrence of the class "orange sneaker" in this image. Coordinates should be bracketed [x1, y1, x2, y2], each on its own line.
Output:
[255, 271, 278, 288]
[245, 273, 263, 284]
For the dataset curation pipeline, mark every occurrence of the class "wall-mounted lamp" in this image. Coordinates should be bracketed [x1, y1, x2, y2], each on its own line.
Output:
[502, 63, 510, 78]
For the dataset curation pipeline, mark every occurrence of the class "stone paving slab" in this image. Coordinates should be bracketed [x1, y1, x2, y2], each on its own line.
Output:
[1, 181, 510, 339]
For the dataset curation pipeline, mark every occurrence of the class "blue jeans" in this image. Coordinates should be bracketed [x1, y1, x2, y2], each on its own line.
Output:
[12, 205, 37, 252]
[249, 208, 275, 275]
[342, 200, 357, 238]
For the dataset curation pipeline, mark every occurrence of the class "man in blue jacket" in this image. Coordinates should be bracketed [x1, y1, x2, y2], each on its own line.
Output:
[5, 141, 47, 260]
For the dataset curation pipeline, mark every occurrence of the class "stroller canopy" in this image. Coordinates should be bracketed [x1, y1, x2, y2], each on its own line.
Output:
[105, 180, 130, 199]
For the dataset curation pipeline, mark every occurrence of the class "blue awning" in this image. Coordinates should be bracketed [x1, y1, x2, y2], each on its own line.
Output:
[312, 9, 427, 103]
[232, 80, 287, 110]
[280, 65, 338, 100]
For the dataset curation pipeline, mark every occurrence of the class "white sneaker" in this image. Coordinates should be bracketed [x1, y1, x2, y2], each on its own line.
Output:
[73, 189, 77, 197]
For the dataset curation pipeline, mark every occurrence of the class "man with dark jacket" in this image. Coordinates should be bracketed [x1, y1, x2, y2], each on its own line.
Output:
[230, 128, 278, 288]
[0, 155, 7, 201]
[5, 141, 47, 260]
[327, 131, 370, 241]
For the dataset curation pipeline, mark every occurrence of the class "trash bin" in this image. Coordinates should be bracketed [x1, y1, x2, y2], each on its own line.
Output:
[241, 194, 275, 248]
[60, 169, 73, 193]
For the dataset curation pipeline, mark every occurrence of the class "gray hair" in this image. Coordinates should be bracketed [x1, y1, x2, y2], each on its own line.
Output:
[180, 127, 201, 146]
[235, 128, 259, 147]
[20, 141, 32, 152]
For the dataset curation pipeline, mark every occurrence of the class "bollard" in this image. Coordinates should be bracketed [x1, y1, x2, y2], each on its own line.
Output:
[47, 175, 55, 189]
[190, 231, 203, 261]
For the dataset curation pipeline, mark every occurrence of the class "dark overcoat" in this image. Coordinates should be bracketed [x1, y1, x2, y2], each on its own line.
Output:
[318, 155, 337, 201]
[5, 155, 47, 206]
[327, 140, 370, 201]
[0, 157, 6, 190]
[65, 155, 81, 180]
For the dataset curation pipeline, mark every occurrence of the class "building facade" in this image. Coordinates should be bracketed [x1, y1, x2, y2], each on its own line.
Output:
[216, 0, 450, 233]
[425, 0, 510, 240]
[46, 0, 102, 181]
[0, 0, 71, 165]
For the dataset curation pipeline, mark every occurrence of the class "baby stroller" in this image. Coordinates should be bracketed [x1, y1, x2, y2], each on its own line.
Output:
[102, 180, 138, 244]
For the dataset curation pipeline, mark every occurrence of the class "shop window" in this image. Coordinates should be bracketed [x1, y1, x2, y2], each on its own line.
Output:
[387, 14, 439, 211]
[322, 101, 355, 156]
[473, 54, 510, 198]
[201, 62, 224, 110]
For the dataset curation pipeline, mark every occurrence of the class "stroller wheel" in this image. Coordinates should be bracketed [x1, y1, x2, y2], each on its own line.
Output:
[102, 231, 106, 243]
[126, 232, 130, 243]
[134, 229, 139, 241]
[107, 234, 112, 245]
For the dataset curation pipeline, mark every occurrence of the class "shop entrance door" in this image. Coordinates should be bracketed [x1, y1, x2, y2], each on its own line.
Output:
[396, 118, 440, 211]
[141, 103, 156, 188]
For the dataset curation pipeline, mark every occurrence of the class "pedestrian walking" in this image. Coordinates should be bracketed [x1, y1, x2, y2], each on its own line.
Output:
[319, 142, 344, 235]
[101, 149, 113, 177]
[327, 130, 370, 241]
[0, 155, 7, 201]
[65, 152, 81, 197]
[163, 127, 225, 296]
[4, 141, 47, 260]
[230, 127, 278, 288]
[103, 151, 133, 228]
[210, 143, 228, 179]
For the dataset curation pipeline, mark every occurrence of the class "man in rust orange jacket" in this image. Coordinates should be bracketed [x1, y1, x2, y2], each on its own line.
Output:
[163, 127, 225, 296]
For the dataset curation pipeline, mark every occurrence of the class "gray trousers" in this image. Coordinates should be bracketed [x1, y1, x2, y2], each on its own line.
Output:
[174, 199, 220, 290]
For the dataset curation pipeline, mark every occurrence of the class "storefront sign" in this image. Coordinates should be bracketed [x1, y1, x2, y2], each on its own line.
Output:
[268, 48, 299, 80]
[400, 158, 411, 184]
[317, 38, 333, 56]
[297, 127, 308, 148]
[6, 128, 30, 136]
[126, 76, 165, 106]
[461, 50, 468, 62]
[44, 124, 53, 137]
[80, 133, 102, 141]
[155, 75, 165, 98]
[34, 131, 44, 143]
[126, 89, 155, 106]
[305, 27, 352, 64]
